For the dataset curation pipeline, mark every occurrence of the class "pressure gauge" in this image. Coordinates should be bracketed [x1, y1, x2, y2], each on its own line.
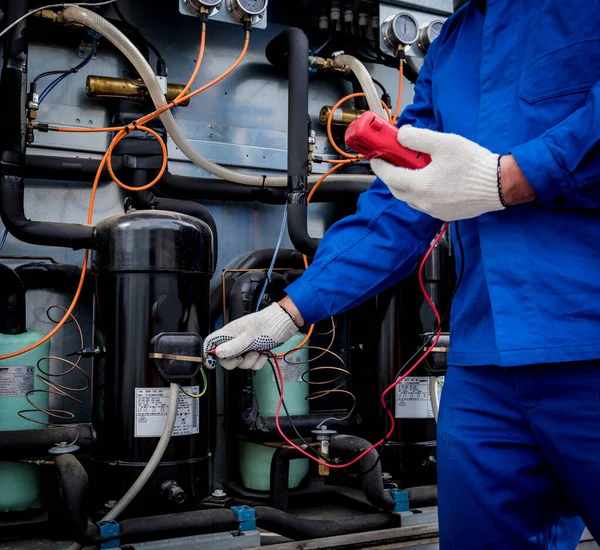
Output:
[418, 19, 444, 53]
[226, 0, 268, 25]
[382, 12, 419, 50]
[187, 0, 222, 16]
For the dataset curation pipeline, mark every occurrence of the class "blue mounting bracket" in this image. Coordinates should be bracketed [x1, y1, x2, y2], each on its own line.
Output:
[387, 488, 410, 512]
[231, 505, 256, 532]
[96, 520, 121, 549]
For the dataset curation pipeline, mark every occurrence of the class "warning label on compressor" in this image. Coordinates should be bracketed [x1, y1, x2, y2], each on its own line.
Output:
[395, 377, 443, 419]
[0, 366, 35, 397]
[134, 386, 200, 438]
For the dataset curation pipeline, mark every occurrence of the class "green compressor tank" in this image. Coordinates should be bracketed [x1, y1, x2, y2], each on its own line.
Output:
[239, 333, 309, 491]
[0, 264, 51, 512]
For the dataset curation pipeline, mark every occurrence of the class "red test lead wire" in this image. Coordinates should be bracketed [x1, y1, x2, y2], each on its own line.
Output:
[271, 222, 451, 470]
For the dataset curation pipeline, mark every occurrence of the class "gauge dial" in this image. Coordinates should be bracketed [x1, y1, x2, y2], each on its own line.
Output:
[188, 0, 222, 15]
[226, 0, 268, 23]
[382, 12, 419, 50]
[418, 19, 444, 52]
[236, 0, 267, 14]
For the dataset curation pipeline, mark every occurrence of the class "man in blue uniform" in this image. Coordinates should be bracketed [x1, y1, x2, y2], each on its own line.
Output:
[205, 1, 600, 547]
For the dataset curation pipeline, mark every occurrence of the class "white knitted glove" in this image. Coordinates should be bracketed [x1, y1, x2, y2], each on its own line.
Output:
[203, 304, 299, 371]
[371, 126, 505, 221]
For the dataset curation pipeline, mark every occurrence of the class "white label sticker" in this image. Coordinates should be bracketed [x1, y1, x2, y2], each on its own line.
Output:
[333, 108, 344, 122]
[395, 377, 443, 419]
[135, 386, 200, 438]
[0, 366, 35, 397]
[272, 352, 306, 383]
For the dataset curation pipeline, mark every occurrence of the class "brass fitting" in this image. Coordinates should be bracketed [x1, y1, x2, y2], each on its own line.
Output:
[32, 9, 83, 27]
[32, 9, 65, 23]
[308, 130, 316, 175]
[308, 55, 351, 75]
[320, 106, 365, 127]
[86, 76, 191, 106]
[26, 122, 35, 146]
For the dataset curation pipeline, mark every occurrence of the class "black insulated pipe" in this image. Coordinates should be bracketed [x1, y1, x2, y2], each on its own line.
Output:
[0, 264, 26, 334]
[0, 1, 96, 250]
[0, 424, 95, 460]
[266, 29, 320, 257]
[330, 435, 397, 511]
[115, 509, 240, 544]
[254, 506, 398, 540]
[90, 507, 397, 544]
[54, 454, 89, 539]
[22, 157, 369, 203]
[15, 262, 82, 293]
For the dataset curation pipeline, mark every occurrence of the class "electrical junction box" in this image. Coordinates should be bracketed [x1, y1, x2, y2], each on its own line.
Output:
[379, 3, 448, 58]
[179, 0, 268, 30]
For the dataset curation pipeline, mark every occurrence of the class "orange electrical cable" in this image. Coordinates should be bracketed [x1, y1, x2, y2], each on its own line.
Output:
[0, 25, 251, 361]
[327, 93, 393, 159]
[392, 61, 404, 124]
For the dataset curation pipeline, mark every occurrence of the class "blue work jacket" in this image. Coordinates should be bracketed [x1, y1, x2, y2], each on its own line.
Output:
[287, 0, 600, 367]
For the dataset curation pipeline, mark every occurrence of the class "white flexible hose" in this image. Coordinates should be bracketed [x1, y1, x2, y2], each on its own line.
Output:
[333, 55, 387, 118]
[62, 7, 373, 188]
[429, 376, 440, 423]
[66, 382, 179, 550]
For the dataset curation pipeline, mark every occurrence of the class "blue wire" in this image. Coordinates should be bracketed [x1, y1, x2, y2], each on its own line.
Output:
[313, 37, 333, 55]
[39, 46, 97, 105]
[256, 204, 288, 312]
[0, 229, 8, 250]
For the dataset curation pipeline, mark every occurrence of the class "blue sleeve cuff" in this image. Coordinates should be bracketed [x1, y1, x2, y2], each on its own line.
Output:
[285, 276, 327, 326]
[511, 136, 574, 206]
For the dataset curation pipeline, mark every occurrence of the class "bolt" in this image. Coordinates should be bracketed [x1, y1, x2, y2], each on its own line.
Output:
[212, 489, 226, 498]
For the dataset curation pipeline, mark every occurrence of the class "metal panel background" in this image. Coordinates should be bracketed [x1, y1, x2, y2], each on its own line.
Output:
[0, 0, 420, 434]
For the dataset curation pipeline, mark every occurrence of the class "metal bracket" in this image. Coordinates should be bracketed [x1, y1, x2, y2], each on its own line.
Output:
[231, 505, 256, 532]
[387, 488, 410, 513]
[96, 520, 121, 549]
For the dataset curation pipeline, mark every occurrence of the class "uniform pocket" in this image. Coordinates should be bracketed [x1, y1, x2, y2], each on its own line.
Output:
[519, 39, 600, 104]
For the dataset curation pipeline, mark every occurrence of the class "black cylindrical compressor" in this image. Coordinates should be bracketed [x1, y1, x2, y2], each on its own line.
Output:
[91, 209, 215, 516]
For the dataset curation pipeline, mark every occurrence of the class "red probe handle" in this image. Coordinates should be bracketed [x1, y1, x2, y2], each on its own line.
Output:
[345, 112, 431, 169]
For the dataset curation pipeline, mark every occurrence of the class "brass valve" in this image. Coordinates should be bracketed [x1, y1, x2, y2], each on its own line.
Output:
[86, 76, 191, 106]
[320, 106, 366, 127]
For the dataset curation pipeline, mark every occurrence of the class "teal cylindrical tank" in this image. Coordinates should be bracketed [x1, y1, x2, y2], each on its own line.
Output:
[239, 333, 309, 491]
[0, 332, 50, 512]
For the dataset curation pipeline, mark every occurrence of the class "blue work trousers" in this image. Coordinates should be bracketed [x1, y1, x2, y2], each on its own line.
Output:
[437, 362, 600, 549]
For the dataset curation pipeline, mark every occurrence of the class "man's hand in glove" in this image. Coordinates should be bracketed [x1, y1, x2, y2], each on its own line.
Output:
[203, 299, 303, 371]
[371, 126, 536, 221]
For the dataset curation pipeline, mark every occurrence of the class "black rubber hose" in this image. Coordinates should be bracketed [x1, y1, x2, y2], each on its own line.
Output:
[0, 2, 96, 250]
[0, 175, 96, 249]
[54, 454, 89, 539]
[127, 170, 219, 270]
[254, 506, 398, 540]
[21, 157, 369, 202]
[15, 262, 82, 293]
[0, 264, 26, 334]
[24, 155, 110, 182]
[0, 424, 95, 460]
[117, 510, 240, 544]
[269, 446, 304, 510]
[406, 485, 438, 508]
[330, 435, 396, 511]
[266, 29, 320, 257]
[159, 171, 369, 204]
